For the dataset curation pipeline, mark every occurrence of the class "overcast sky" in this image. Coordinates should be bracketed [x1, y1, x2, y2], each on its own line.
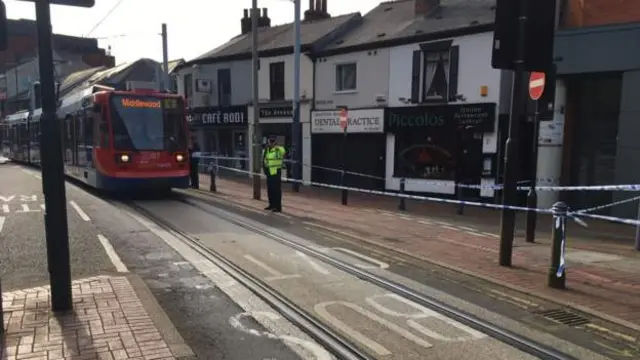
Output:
[5, 0, 381, 64]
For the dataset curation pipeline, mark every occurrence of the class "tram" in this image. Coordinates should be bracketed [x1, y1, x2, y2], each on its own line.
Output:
[2, 82, 191, 192]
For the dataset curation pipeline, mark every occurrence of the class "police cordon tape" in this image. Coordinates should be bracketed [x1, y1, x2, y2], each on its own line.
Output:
[195, 162, 640, 229]
[197, 155, 534, 190]
[196, 155, 640, 192]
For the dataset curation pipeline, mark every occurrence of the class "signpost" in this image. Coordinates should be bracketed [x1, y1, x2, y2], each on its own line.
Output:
[17, 0, 96, 312]
[339, 107, 348, 205]
[525, 71, 546, 243]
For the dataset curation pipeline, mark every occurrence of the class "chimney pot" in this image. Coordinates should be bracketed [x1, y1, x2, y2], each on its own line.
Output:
[321, 0, 327, 13]
[262, 8, 268, 17]
[415, 0, 440, 17]
[243, 8, 248, 18]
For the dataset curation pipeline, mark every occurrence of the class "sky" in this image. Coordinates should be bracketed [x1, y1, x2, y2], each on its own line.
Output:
[5, 0, 382, 65]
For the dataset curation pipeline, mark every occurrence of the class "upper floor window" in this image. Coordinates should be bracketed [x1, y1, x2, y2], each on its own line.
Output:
[411, 41, 460, 104]
[335, 63, 357, 92]
[183, 73, 193, 102]
[269, 61, 285, 101]
[217, 68, 231, 106]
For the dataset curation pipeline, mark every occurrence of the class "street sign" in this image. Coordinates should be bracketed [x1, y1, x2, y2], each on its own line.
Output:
[339, 108, 348, 130]
[16, 0, 95, 7]
[529, 72, 545, 100]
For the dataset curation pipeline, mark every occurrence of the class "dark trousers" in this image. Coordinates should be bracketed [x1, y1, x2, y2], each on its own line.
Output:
[266, 170, 282, 210]
[190, 161, 199, 188]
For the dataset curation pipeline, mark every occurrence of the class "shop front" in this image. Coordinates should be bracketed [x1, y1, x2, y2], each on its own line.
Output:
[247, 102, 312, 184]
[187, 105, 248, 171]
[311, 108, 385, 190]
[384, 103, 496, 198]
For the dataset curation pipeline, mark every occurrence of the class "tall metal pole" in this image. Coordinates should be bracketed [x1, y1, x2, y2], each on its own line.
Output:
[161, 23, 169, 91]
[291, 0, 301, 192]
[34, 0, 72, 311]
[499, 0, 527, 267]
[525, 104, 539, 243]
[251, 1, 262, 200]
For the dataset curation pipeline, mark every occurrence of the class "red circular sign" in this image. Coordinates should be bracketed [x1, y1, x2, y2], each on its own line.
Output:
[529, 72, 545, 100]
[339, 108, 348, 129]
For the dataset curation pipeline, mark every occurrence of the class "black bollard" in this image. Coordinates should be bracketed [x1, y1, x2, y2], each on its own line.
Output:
[456, 182, 464, 215]
[209, 164, 217, 192]
[0, 278, 3, 334]
[548, 201, 567, 289]
[525, 186, 537, 243]
[398, 178, 406, 211]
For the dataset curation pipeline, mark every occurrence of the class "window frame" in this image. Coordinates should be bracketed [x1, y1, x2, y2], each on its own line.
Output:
[269, 61, 285, 101]
[335, 62, 358, 92]
[217, 68, 232, 106]
[410, 40, 460, 104]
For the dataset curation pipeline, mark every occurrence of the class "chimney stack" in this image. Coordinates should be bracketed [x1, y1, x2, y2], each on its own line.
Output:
[414, 0, 440, 17]
[240, 9, 251, 34]
[258, 8, 271, 27]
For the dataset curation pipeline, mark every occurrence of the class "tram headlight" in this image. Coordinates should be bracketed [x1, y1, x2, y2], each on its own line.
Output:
[175, 154, 184, 162]
[120, 154, 130, 163]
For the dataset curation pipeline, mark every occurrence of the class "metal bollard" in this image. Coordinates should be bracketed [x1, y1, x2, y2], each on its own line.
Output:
[340, 169, 348, 206]
[0, 278, 4, 334]
[456, 183, 464, 215]
[209, 165, 216, 192]
[398, 178, 406, 211]
[548, 201, 567, 289]
[635, 200, 640, 251]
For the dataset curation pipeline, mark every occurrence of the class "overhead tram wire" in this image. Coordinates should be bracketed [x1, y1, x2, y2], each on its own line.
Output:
[84, 0, 127, 37]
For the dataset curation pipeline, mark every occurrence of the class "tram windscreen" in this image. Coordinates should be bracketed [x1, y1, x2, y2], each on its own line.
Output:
[109, 95, 187, 151]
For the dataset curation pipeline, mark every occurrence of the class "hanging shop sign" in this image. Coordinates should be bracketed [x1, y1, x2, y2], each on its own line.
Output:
[260, 106, 293, 118]
[187, 105, 248, 126]
[311, 108, 384, 134]
[385, 103, 496, 133]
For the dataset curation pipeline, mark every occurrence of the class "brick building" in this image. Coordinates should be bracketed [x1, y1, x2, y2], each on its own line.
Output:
[0, 18, 115, 114]
[532, 0, 640, 217]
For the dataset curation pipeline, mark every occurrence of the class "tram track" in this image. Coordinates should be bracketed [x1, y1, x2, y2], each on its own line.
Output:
[121, 193, 578, 360]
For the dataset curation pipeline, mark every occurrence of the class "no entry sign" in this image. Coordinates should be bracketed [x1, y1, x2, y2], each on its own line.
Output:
[529, 72, 545, 100]
[339, 108, 348, 130]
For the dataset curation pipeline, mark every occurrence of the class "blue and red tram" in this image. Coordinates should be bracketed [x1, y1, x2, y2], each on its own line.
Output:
[2, 84, 191, 192]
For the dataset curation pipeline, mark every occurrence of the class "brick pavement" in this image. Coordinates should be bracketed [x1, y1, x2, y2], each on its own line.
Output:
[198, 174, 640, 329]
[1, 275, 175, 360]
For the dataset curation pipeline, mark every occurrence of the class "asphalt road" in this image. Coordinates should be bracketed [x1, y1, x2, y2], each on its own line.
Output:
[134, 197, 611, 360]
[0, 164, 114, 290]
[0, 164, 307, 360]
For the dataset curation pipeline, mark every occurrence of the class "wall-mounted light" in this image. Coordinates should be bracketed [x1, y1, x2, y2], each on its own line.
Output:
[480, 85, 488, 97]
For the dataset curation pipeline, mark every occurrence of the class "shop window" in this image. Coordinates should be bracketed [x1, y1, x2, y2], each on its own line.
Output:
[269, 61, 285, 101]
[335, 63, 357, 92]
[411, 41, 460, 104]
[393, 131, 456, 181]
[217, 68, 231, 106]
[183, 73, 193, 102]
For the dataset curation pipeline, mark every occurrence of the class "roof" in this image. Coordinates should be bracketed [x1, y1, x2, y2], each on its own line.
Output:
[166, 59, 185, 74]
[186, 12, 361, 65]
[319, 0, 495, 54]
[59, 66, 106, 96]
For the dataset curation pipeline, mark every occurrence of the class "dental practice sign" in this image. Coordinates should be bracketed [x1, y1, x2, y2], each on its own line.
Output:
[311, 108, 384, 134]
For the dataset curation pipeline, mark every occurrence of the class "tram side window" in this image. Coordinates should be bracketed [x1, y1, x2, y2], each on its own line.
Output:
[84, 114, 94, 147]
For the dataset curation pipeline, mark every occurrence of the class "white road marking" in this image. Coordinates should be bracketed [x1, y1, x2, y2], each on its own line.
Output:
[97, 234, 128, 272]
[229, 312, 332, 360]
[69, 201, 91, 221]
[295, 251, 330, 275]
[331, 247, 389, 269]
[40, 204, 46, 211]
[127, 211, 328, 359]
[482, 232, 499, 238]
[34, 174, 42, 179]
[418, 220, 433, 225]
[2, 205, 8, 213]
[465, 231, 486, 237]
[244, 254, 301, 281]
[442, 226, 459, 231]
[0, 216, 4, 233]
[458, 226, 476, 231]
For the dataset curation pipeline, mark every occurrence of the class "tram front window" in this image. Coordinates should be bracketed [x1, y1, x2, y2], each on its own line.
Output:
[109, 95, 186, 151]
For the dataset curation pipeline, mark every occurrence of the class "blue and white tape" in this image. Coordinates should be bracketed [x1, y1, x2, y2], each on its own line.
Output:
[202, 163, 640, 228]
[198, 155, 640, 192]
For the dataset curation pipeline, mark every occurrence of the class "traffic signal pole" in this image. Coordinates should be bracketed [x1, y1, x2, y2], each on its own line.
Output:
[498, 0, 528, 267]
[35, 0, 73, 310]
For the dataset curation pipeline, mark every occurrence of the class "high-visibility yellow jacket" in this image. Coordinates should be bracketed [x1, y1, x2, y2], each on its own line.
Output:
[263, 146, 285, 176]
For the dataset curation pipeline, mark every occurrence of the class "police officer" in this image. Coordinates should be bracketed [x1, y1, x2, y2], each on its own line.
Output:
[263, 135, 286, 212]
[188, 136, 201, 188]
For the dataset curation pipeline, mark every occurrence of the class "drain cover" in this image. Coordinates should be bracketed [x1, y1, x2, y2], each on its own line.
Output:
[536, 309, 590, 327]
